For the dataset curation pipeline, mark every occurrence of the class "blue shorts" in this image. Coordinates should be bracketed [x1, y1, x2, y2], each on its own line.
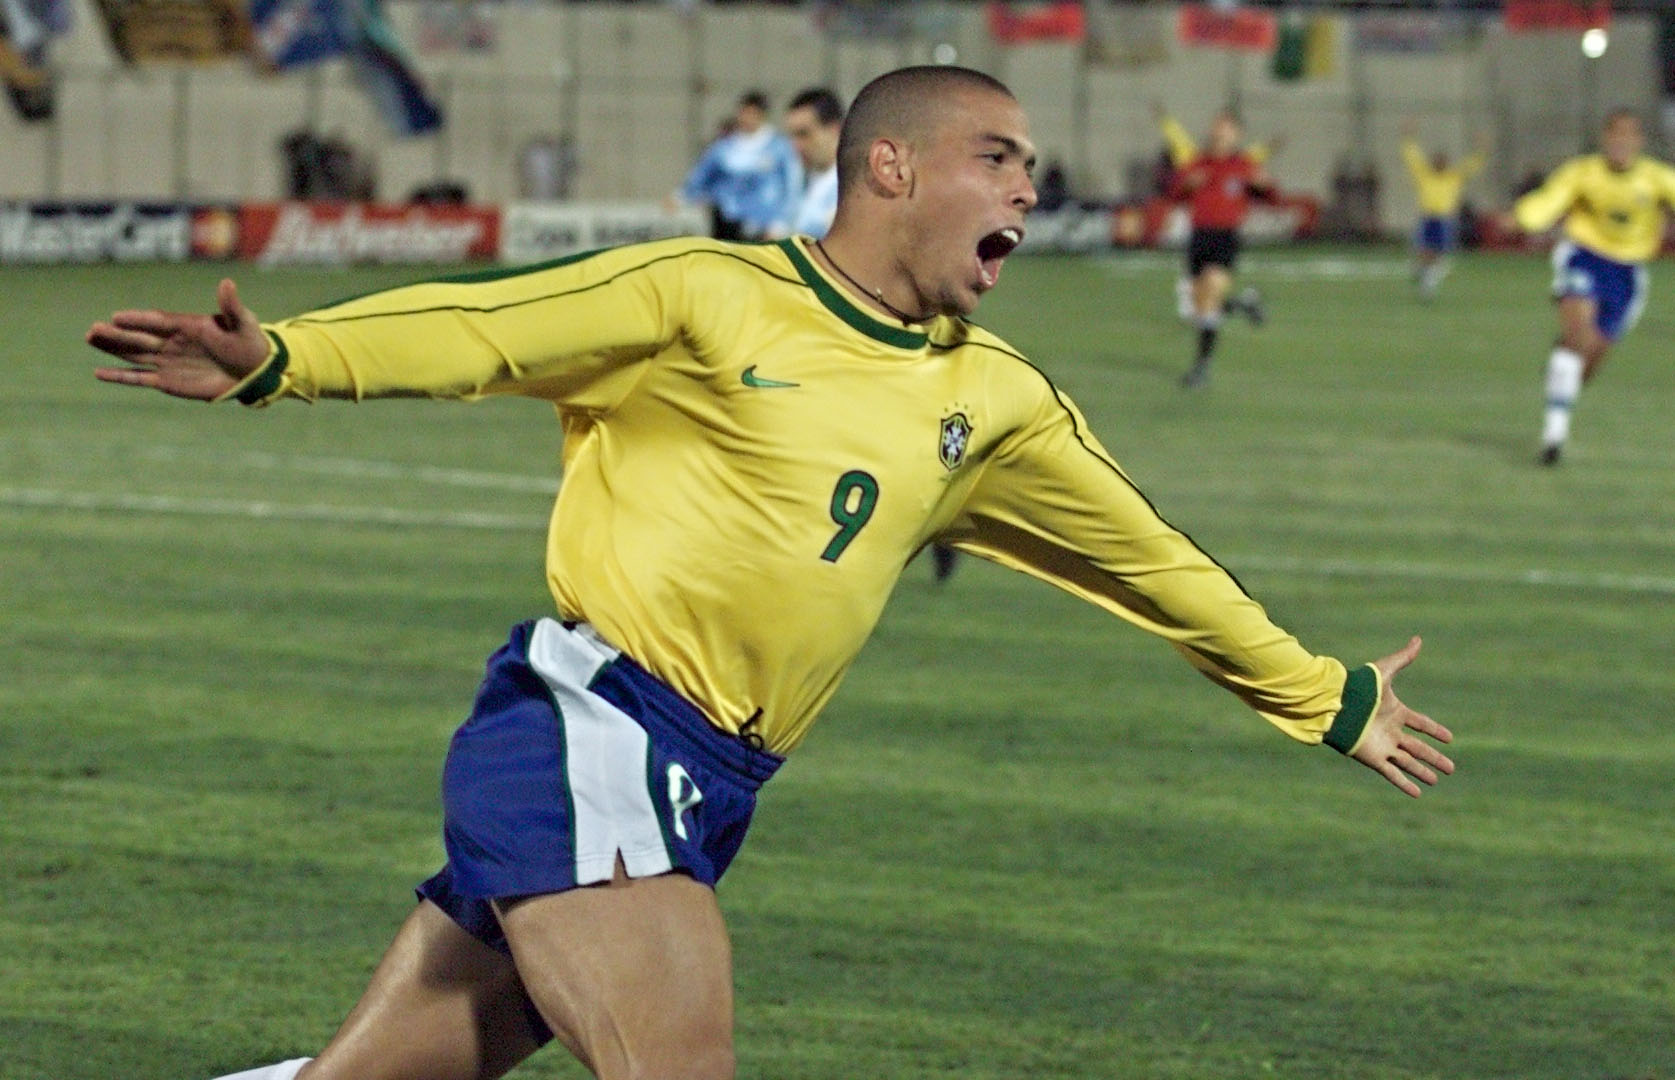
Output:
[1551, 240, 1649, 341]
[1415, 216, 1456, 253]
[416, 618, 783, 957]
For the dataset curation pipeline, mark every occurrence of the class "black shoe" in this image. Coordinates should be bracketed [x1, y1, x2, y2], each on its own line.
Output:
[1180, 361, 1210, 389]
[931, 544, 959, 583]
[1539, 444, 1562, 467]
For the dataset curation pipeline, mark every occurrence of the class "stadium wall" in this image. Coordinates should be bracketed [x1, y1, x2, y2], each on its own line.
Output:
[0, 2, 1660, 236]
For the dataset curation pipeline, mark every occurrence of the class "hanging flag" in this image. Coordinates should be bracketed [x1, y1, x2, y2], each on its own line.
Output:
[1177, 3, 1277, 53]
[1270, 12, 1306, 80]
[1503, 0, 1610, 33]
[252, 0, 442, 135]
[1303, 14, 1338, 77]
[985, 1, 1086, 46]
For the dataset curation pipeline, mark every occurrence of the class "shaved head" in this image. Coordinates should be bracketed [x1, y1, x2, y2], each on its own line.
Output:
[836, 66, 1016, 195]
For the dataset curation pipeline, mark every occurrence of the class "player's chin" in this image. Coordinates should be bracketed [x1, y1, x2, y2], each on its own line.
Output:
[944, 282, 985, 316]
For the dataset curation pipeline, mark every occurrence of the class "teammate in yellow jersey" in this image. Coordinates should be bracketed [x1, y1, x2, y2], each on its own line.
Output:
[1513, 109, 1675, 465]
[88, 66, 1453, 1080]
[1401, 118, 1487, 300]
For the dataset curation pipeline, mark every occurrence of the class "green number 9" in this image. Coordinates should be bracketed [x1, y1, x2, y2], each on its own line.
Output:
[821, 470, 879, 562]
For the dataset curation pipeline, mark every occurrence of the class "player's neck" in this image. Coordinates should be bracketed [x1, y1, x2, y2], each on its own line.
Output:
[809, 234, 932, 326]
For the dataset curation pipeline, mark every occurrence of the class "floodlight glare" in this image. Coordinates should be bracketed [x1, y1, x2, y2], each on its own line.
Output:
[1581, 28, 1608, 59]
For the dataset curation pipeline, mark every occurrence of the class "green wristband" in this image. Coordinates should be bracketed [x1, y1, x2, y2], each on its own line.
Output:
[235, 331, 291, 405]
[1323, 664, 1380, 754]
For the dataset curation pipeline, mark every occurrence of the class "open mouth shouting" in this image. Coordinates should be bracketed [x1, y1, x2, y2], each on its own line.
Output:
[976, 226, 1024, 289]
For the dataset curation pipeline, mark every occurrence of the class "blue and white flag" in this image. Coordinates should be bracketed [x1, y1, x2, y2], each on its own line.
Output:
[252, 0, 443, 136]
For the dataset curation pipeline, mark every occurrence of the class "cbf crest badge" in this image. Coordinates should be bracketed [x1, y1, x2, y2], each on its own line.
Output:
[939, 412, 972, 471]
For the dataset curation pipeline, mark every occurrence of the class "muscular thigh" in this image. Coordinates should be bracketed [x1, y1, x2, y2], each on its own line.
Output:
[303, 900, 548, 1080]
[496, 866, 735, 1080]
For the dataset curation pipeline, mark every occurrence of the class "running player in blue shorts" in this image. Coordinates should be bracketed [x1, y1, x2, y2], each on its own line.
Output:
[88, 67, 1454, 1080]
[1513, 109, 1675, 465]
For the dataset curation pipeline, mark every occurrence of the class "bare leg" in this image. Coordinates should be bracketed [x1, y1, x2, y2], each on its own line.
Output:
[496, 864, 736, 1080]
[1556, 295, 1611, 382]
[1193, 265, 1232, 322]
[1181, 266, 1232, 387]
[297, 900, 552, 1080]
[1414, 249, 1448, 299]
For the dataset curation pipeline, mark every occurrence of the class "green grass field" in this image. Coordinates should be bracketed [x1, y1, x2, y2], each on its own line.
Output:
[3, 248, 1672, 1080]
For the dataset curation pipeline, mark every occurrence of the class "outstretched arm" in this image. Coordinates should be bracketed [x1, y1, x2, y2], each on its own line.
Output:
[89, 278, 270, 401]
[951, 386, 1456, 797]
[90, 243, 697, 410]
[1350, 637, 1454, 797]
[1513, 159, 1579, 234]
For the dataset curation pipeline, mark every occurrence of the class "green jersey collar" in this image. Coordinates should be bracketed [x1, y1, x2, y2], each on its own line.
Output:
[778, 238, 929, 350]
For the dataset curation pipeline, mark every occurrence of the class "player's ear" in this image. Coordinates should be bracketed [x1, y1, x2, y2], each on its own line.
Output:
[867, 138, 913, 198]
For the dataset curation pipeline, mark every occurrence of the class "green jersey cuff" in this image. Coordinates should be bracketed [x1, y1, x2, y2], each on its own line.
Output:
[1323, 663, 1381, 755]
[218, 330, 290, 406]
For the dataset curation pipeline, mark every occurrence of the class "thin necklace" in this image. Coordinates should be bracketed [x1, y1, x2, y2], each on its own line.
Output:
[813, 238, 930, 325]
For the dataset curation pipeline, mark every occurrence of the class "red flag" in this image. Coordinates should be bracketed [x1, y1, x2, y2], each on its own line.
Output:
[1503, 0, 1610, 32]
[985, 2, 1086, 45]
[1176, 4, 1278, 52]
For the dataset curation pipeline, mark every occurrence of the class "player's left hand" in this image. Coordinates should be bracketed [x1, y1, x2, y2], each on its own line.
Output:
[1350, 636, 1454, 797]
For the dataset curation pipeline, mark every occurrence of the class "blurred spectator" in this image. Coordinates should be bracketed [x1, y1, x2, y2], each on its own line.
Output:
[282, 130, 375, 200]
[671, 89, 801, 241]
[409, 179, 469, 205]
[520, 134, 576, 200]
[1036, 157, 1070, 212]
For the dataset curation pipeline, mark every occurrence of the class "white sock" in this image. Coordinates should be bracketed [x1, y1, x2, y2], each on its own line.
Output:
[211, 1059, 311, 1080]
[1542, 347, 1584, 447]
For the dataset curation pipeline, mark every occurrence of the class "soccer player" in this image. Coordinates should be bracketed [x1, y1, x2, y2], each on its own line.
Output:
[1401, 119, 1487, 301]
[1512, 108, 1675, 465]
[672, 89, 802, 241]
[1168, 110, 1273, 389]
[88, 66, 1453, 1080]
[781, 85, 843, 239]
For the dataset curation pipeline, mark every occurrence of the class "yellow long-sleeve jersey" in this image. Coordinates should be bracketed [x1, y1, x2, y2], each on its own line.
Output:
[1402, 140, 1483, 216]
[224, 235, 1378, 755]
[1514, 153, 1675, 264]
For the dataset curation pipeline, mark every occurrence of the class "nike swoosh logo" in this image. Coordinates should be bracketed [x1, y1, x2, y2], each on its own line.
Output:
[741, 365, 799, 389]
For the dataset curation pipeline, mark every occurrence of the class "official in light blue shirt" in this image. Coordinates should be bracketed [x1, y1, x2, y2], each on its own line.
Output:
[782, 87, 845, 239]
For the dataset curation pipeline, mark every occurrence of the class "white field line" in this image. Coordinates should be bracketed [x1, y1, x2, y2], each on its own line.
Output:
[1097, 253, 1412, 280]
[7, 485, 1675, 598]
[1227, 552, 1675, 597]
[138, 446, 560, 494]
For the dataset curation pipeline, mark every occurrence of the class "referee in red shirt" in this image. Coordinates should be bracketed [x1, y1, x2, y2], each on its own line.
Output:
[1171, 112, 1272, 389]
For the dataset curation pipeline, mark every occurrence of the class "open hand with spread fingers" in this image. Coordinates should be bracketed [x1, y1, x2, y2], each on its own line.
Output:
[88, 278, 270, 402]
[1350, 636, 1454, 797]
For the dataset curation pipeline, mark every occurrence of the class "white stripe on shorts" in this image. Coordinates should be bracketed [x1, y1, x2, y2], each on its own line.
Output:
[525, 618, 675, 885]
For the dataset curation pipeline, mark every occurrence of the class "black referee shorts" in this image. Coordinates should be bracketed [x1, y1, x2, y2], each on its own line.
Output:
[1187, 227, 1241, 276]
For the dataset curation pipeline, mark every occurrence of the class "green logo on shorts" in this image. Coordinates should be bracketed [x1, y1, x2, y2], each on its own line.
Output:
[667, 764, 704, 840]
